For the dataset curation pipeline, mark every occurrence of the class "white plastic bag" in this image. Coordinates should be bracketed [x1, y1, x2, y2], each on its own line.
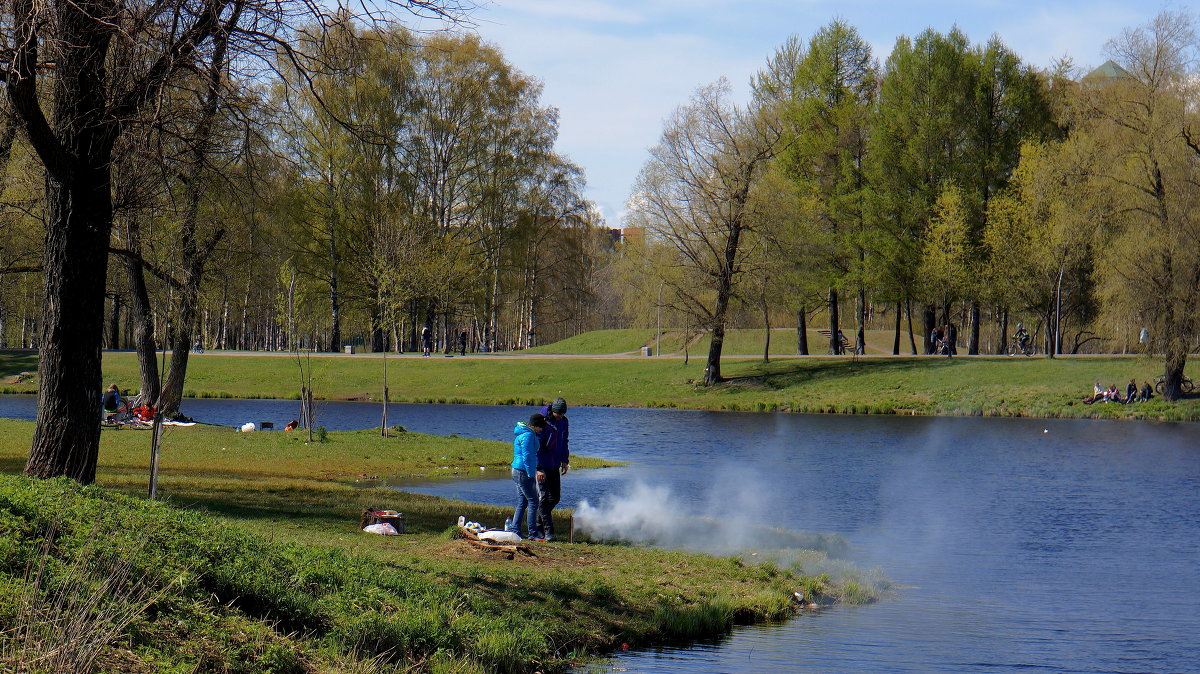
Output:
[239, 422, 256, 432]
[478, 530, 522, 544]
[363, 522, 399, 535]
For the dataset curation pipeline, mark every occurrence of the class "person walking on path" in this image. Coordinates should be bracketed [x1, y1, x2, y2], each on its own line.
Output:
[508, 413, 546, 538]
[421, 325, 432, 357]
[459, 329, 468, 356]
[533, 397, 570, 541]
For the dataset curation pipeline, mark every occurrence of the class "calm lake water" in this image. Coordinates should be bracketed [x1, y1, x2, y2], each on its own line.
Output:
[2, 395, 1197, 672]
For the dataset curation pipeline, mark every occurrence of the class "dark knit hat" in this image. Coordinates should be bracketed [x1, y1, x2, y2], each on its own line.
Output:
[551, 397, 567, 413]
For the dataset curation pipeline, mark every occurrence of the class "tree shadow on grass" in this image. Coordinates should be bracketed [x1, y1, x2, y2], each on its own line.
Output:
[722, 356, 960, 389]
[0, 457, 25, 473]
[0, 350, 37, 380]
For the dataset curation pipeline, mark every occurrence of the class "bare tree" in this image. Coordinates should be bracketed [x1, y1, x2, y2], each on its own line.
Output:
[628, 80, 781, 384]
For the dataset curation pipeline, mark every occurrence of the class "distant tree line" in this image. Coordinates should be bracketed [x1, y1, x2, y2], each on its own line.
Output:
[624, 10, 1200, 398]
[0, 22, 617, 399]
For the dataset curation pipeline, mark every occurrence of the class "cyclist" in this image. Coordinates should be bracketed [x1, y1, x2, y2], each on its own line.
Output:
[1013, 323, 1030, 354]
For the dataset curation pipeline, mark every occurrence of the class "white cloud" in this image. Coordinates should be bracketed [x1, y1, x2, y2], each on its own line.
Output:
[493, 0, 645, 24]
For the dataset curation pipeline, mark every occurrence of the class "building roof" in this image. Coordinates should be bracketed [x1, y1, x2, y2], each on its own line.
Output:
[1082, 60, 1133, 83]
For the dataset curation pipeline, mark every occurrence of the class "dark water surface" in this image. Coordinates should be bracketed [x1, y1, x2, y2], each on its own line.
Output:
[1, 396, 1197, 672]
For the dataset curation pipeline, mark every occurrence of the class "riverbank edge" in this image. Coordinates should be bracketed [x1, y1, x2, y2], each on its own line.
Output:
[4, 387, 1185, 423]
[3, 350, 1195, 423]
[0, 421, 847, 672]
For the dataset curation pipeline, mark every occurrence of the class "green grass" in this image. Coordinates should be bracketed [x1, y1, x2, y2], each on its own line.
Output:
[685, 328, 900, 356]
[0, 420, 862, 672]
[524, 329, 656, 354]
[529, 328, 898, 356]
[0, 350, 1182, 421]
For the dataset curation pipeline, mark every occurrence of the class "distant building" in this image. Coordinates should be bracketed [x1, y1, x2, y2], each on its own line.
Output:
[619, 227, 644, 245]
[1082, 60, 1133, 84]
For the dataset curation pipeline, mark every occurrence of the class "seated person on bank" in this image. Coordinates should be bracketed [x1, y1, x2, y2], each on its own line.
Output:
[284, 419, 299, 431]
[1140, 381, 1154, 401]
[101, 383, 130, 420]
[1083, 381, 1104, 404]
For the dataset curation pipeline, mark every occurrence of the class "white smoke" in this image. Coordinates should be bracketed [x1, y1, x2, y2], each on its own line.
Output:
[574, 477, 847, 556]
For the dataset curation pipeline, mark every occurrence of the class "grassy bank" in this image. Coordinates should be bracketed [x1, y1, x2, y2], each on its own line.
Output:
[0, 420, 863, 672]
[0, 349, 1190, 421]
[520, 328, 899, 356]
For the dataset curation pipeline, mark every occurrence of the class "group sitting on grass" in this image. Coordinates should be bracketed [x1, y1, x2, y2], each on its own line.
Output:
[1083, 379, 1152, 404]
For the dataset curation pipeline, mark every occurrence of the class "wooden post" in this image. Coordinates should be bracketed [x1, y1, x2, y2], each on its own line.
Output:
[569, 514, 574, 543]
[148, 414, 164, 498]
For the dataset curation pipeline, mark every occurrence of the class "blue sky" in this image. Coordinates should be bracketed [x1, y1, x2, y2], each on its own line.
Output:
[425, 1, 1175, 224]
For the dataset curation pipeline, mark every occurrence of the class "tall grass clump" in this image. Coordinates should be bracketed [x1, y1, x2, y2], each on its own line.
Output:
[0, 529, 179, 673]
[652, 598, 736, 640]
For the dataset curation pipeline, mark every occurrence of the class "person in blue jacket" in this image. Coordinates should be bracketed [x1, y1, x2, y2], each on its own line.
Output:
[533, 397, 570, 541]
[508, 413, 547, 538]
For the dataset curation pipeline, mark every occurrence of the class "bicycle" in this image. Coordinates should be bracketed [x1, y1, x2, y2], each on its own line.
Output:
[1007, 338, 1033, 356]
[1153, 374, 1195, 395]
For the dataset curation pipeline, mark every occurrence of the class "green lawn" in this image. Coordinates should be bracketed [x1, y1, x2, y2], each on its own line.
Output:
[529, 328, 900, 356]
[0, 349, 1188, 421]
[684, 328, 901, 356]
[524, 329, 656, 354]
[0, 420, 861, 672]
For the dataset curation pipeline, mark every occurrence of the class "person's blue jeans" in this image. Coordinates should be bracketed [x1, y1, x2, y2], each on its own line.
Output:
[510, 468, 539, 537]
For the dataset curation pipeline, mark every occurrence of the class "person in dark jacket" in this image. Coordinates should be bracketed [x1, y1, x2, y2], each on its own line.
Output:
[101, 383, 128, 421]
[533, 397, 570, 541]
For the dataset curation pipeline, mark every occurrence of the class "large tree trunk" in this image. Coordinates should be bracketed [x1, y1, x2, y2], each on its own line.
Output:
[26, 167, 113, 483]
[1161, 349, 1188, 402]
[124, 224, 161, 407]
[761, 297, 770, 362]
[999, 308, 1009, 355]
[893, 300, 902, 355]
[856, 285, 866, 355]
[797, 307, 808, 355]
[21, 3, 117, 483]
[107, 293, 121, 349]
[703, 221, 745, 385]
[828, 288, 840, 354]
[328, 248, 341, 352]
[922, 304, 936, 354]
[907, 299, 917, 354]
[158, 290, 197, 416]
[157, 49, 227, 416]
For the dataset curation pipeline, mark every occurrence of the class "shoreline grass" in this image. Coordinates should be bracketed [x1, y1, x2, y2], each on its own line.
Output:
[0, 419, 863, 672]
[1, 349, 1193, 422]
